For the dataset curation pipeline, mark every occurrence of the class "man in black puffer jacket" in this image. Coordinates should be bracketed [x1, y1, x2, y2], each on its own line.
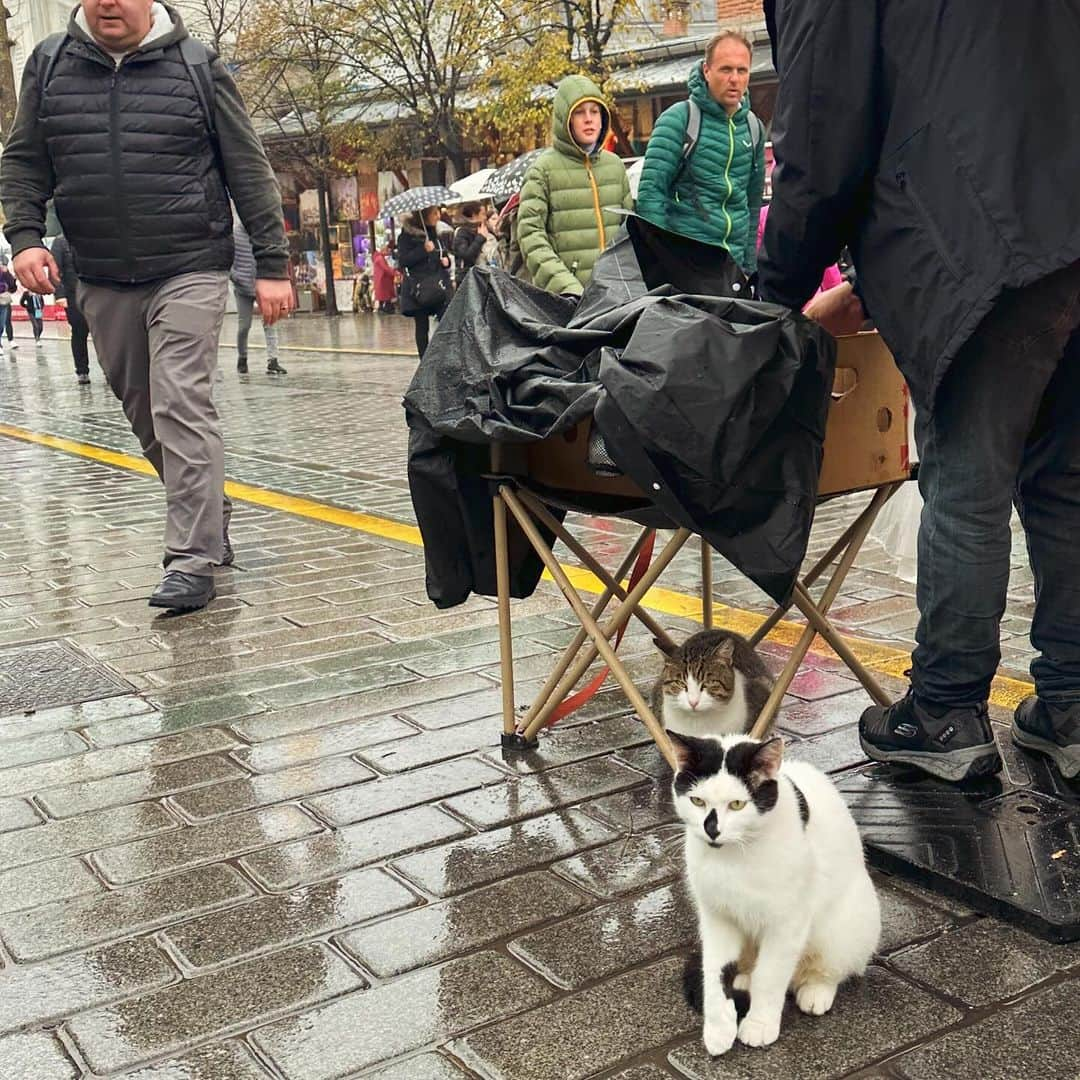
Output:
[0, 0, 291, 613]
[759, 0, 1080, 784]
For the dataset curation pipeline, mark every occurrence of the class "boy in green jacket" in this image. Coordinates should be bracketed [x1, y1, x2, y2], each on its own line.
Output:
[517, 75, 633, 297]
[637, 31, 766, 274]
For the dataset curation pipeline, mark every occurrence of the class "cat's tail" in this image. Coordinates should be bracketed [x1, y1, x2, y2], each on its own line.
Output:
[681, 951, 751, 1019]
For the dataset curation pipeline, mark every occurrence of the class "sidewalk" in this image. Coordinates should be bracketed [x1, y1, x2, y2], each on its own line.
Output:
[0, 329, 1074, 1079]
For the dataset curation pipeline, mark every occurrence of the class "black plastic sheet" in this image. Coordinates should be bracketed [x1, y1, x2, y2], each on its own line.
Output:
[404, 216, 836, 608]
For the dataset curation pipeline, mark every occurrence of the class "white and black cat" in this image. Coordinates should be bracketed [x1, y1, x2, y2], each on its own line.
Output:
[652, 630, 774, 738]
[671, 731, 880, 1056]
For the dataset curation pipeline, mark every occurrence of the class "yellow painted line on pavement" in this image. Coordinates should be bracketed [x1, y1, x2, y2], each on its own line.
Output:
[0, 421, 1034, 710]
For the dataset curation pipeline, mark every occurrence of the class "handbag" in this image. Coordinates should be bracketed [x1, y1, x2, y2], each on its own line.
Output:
[408, 272, 447, 314]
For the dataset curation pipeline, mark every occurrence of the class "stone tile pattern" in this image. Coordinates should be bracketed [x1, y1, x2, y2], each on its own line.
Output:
[0, 333, 1065, 1078]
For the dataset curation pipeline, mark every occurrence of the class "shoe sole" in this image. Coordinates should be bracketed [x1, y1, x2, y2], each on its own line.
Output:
[148, 586, 216, 612]
[859, 735, 1003, 783]
[1011, 722, 1080, 780]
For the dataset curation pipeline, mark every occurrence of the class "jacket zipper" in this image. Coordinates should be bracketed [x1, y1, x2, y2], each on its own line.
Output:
[110, 61, 136, 282]
[721, 115, 735, 248]
[896, 169, 963, 280]
[584, 156, 606, 249]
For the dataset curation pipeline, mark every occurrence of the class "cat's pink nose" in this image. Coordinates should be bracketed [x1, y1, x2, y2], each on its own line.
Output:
[688, 696, 700, 710]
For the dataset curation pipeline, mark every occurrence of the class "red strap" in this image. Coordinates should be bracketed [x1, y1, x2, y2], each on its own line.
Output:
[546, 530, 656, 726]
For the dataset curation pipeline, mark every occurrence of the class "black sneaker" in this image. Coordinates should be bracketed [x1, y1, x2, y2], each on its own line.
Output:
[221, 529, 234, 567]
[237, 356, 249, 374]
[859, 691, 1002, 782]
[1012, 696, 1080, 779]
[266, 358, 287, 374]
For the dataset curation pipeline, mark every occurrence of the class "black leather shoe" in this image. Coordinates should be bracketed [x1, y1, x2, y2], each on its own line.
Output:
[1012, 696, 1080, 779]
[859, 690, 1002, 782]
[237, 356, 249, 374]
[221, 529, 234, 567]
[266, 358, 288, 374]
[149, 571, 216, 612]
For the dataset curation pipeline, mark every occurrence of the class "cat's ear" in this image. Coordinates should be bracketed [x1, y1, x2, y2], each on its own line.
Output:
[713, 638, 736, 664]
[667, 731, 693, 772]
[750, 736, 784, 783]
[653, 636, 678, 658]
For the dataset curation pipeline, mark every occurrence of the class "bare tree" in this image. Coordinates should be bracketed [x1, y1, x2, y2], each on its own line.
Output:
[176, 0, 252, 57]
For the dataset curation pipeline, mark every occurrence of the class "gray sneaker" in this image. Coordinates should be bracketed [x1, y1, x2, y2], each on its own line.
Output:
[1011, 696, 1080, 779]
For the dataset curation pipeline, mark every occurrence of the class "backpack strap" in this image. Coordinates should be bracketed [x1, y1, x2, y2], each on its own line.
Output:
[680, 98, 701, 167]
[37, 32, 70, 95]
[177, 37, 217, 142]
[747, 111, 765, 156]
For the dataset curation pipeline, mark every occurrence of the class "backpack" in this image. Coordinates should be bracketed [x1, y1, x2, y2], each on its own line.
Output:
[37, 33, 218, 147]
[678, 98, 764, 172]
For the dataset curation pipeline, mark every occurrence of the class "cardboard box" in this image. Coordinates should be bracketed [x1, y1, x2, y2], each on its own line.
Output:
[818, 331, 911, 496]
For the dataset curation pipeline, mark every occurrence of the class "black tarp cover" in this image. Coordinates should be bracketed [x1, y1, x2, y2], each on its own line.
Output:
[404, 216, 836, 608]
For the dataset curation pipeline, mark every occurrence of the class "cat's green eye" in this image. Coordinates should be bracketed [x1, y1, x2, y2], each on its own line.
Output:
[728, 800, 747, 811]
[689, 796, 706, 808]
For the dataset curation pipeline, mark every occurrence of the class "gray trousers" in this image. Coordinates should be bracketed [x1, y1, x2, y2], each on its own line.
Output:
[81, 272, 231, 576]
[234, 287, 279, 359]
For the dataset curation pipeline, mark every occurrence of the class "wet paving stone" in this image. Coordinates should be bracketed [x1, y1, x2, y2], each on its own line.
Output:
[0, 854, 104, 914]
[609, 1067, 678, 1080]
[306, 757, 504, 826]
[454, 955, 696, 1080]
[488, 716, 652, 775]
[785, 724, 868, 775]
[0, 726, 242, 797]
[93, 804, 322, 885]
[0, 795, 42, 831]
[67, 943, 364, 1075]
[356, 717, 503, 774]
[0, 1031, 78, 1079]
[231, 715, 415, 774]
[887, 918, 1080, 1005]
[442, 758, 646, 831]
[36, 754, 247, 818]
[391, 809, 620, 898]
[0, 863, 254, 961]
[0, 801, 177, 868]
[398, 686, 507, 730]
[0, 937, 177, 1033]
[163, 867, 419, 970]
[0, 692, 154, 736]
[367, 1053, 470, 1079]
[551, 829, 682, 899]
[252, 951, 556, 1080]
[580, 779, 678, 832]
[2, 727, 88, 768]
[338, 870, 590, 977]
[116, 1041, 273, 1079]
[614, 743, 672, 779]
[876, 878, 958, 954]
[891, 979, 1080, 1079]
[231, 693, 414, 742]
[667, 965, 963, 1079]
[512, 880, 696, 989]
[170, 756, 375, 822]
[240, 804, 471, 891]
[777, 690, 870, 738]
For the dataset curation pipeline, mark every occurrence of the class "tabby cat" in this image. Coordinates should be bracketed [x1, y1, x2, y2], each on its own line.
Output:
[651, 630, 774, 737]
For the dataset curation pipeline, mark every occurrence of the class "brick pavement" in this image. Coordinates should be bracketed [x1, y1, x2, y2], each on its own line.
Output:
[0, 325, 1073, 1079]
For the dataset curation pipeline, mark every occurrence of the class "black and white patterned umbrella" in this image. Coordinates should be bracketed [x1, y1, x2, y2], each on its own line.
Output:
[479, 149, 547, 198]
[380, 185, 462, 218]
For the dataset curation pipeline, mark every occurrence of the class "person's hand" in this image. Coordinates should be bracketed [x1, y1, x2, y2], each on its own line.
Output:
[802, 281, 867, 337]
[14, 247, 60, 294]
[423, 240, 435, 253]
[254, 279, 294, 326]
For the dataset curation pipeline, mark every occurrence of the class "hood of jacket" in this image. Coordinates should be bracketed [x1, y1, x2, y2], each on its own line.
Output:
[551, 74, 611, 160]
[68, 2, 189, 57]
[688, 61, 750, 124]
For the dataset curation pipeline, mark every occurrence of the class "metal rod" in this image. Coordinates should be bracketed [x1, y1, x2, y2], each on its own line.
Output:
[701, 539, 713, 630]
[492, 485, 516, 736]
[501, 489, 679, 769]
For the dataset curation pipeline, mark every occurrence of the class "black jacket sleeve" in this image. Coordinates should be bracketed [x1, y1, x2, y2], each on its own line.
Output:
[211, 58, 288, 280]
[452, 226, 485, 268]
[398, 231, 440, 273]
[756, 0, 882, 310]
[0, 49, 55, 256]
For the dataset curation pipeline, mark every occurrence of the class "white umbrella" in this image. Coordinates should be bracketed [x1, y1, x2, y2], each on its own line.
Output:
[450, 168, 495, 202]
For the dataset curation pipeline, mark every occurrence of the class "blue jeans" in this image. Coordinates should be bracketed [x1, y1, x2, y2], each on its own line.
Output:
[912, 260, 1080, 706]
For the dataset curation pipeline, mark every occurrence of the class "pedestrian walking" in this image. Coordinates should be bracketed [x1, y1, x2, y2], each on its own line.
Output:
[759, 0, 1080, 783]
[0, 259, 16, 355]
[231, 216, 287, 375]
[1, 0, 292, 613]
[517, 74, 633, 298]
[397, 207, 451, 357]
[50, 234, 91, 383]
[372, 245, 396, 313]
[636, 30, 766, 276]
[20, 287, 45, 344]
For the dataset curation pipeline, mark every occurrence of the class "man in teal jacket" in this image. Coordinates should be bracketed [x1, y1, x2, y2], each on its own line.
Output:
[637, 31, 766, 274]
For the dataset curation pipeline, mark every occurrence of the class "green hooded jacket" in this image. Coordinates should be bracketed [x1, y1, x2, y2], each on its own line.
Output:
[636, 63, 765, 272]
[516, 74, 634, 296]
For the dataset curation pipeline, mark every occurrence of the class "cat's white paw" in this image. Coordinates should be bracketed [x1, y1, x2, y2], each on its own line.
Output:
[738, 1013, 781, 1048]
[796, 981, 837, 1015]
[703, 1015, 738, 1057]
[732, 972, 751, 991]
